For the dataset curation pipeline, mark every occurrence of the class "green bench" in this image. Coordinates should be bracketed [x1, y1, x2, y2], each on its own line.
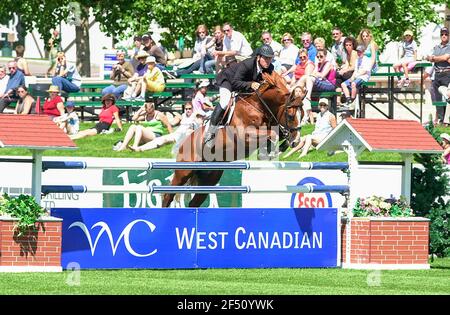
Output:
[432, 101, 449, 107]
[180, 73, 216, 80]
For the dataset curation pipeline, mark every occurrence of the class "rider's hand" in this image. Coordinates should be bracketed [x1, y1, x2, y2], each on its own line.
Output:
[251, 82, 260, 91]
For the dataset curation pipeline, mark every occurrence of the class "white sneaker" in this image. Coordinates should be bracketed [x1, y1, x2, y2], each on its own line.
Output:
[134, 96, 145, 101]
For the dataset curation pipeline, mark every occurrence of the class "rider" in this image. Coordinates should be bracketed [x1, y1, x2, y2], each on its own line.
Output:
[204, 44, 275, 148]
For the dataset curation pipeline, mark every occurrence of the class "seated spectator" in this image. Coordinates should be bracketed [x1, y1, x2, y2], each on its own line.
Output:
[14, 45, 31, 76]
[54, 101, 79, 135]
[283, 98, 336, 159]
[279, 33, 299, 75]
[440, 133, 450, 164]
[341, 45, 372, 108]
[51, 51, 81, 94]
[301, 32, 317, 62]
[261, 31, 283, 58]
[102, 50, 134, 99]
[14, 85, 35, 115]
[0, 65, 10, 96]
[70, 94, 123, 140]
[129, 35, 143, 70]
[331, 27, 346, 67]
[142, 33, 167, 70]
[192, 80, 215, 118]
[301, 49, 337, 124]
[394, 30, 417, 88]
[0, 61, 25, 113]
[283, 48, 314, 89]
[215, 22, 253, 67]
[170, 25, 213, 77]
[313, 37, 335, 67]
[335, 37, 357, 105]
[357, 28, 379, 74]
[43, 85, 65, 119]
[203, 25, 225, 73]
[114, 102, 172, 151]
[141, 56, 166, 100]
[46, 30, 61, 77]
[128, 103, 205, 153]
[123, 50, 149, 100]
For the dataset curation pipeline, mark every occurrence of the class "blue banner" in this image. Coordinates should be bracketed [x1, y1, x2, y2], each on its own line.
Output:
[51, 208, 338, 269]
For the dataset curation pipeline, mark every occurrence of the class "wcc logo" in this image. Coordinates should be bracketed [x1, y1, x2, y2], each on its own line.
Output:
[290, 177, 333, 208]
[69, 219, 158, 257]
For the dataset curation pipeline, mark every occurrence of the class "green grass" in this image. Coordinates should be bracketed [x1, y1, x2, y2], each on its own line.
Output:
[2, 123, 449, 161]
[0, 258, 448, 294]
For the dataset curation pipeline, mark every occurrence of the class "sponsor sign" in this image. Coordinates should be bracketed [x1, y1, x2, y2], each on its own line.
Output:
[51, 207, 339, 269]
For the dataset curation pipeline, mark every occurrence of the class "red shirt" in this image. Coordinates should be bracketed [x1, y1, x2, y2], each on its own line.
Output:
[99, 104, 119, 124]
[43, 96, 64, 117]
[294, 60, 313, 80]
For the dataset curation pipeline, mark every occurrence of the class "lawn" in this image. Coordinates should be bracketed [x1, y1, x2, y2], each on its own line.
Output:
[0, 258, 448, 295]
[2, 123, 449, 161]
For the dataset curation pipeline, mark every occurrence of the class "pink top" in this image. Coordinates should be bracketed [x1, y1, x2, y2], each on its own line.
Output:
[193, 91, 208, 116]
[445, 152, 450, 164]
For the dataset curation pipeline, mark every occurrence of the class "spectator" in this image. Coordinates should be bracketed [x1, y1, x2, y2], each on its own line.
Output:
[43, 85, 65, 119]
[114, 102, 172, 151]
[0, 61, 25, 113]
[0, 65, 9, 96]
[341, 44, 372, 109]
[192, 80, 215, 117]
[14, 85, 35, 115]
[394, 30, 417, 88]
[357, 28, 379, 73]
[14, 45, 31, 76]
[202, 25, 225, 73]
[440, 133, 450, 164]
[426, 26, 450, 125]
[142, 33, 167, 70]
[335, 37, 357, 105]
[102, 50, 134, 99]
[331, 27, 346, 67]
[301, 32, 317, 62]
[283, 48, 314, 89]
[46, 30, 61, 77]
[171, 25, 213, 77]
[301, 49, 337, 124]
[54, 101, 80, 135]
[70, 94, 123, 140]
[129, 35, 143, 70]
[279, 33, 299, 74]
[283, 98, 336, 159]
[123, 50, 149, 100]
[139, 56, 166, 101]
[261, 31, 283, 58]
[313, 37, 335, 67]
[51, 51, 81, 94]
[131, 105, 205, 153]
[215, 22, 253, 67]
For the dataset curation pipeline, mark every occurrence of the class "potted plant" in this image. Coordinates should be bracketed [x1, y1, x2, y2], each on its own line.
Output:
[341, 195, 430, 269]
[0, 193, 62, 272]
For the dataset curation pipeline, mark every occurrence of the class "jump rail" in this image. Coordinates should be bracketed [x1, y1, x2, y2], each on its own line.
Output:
[42, 161, 349, 171]
[41, 184, 350, 194]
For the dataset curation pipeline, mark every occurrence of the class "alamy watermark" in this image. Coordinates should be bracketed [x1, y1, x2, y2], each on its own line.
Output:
[367, 2, 381, 26]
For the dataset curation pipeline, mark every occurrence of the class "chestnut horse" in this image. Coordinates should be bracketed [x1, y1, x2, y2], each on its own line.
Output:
[162, 71, 305, 207]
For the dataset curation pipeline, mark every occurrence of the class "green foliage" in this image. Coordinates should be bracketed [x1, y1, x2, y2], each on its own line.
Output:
[411, 120, 450, 257]
[353, 195, 413, 217]
[0, 194, 47, 236]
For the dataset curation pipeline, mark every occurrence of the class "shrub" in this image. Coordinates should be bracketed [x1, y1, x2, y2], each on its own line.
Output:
[353, 195, 413, 217]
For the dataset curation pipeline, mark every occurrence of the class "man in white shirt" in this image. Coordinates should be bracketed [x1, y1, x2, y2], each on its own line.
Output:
[0, 65, 9, 95]
[261, 31, 283, 58]
[215, 22, 253, 66]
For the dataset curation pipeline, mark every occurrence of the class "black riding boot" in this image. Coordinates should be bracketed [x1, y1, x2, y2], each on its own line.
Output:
[204, 105, 226, 148]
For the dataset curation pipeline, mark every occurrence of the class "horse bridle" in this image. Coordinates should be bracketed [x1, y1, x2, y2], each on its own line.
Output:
[255, 88, 301, 141]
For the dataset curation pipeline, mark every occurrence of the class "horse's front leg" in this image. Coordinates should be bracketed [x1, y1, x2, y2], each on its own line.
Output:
[162, 170, 193, 207]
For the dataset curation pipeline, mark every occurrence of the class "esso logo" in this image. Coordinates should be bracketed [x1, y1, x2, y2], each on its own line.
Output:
[290, 177, 333, 208]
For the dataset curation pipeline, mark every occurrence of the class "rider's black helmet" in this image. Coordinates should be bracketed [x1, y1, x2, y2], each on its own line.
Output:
[257, 44, 275, 58]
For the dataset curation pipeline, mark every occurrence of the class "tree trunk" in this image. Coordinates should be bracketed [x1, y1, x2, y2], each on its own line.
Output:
[75, 6, 90, 77]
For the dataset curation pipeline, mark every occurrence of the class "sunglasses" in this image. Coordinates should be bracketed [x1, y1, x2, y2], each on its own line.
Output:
[223, 29, 231, 33]
[262, 37, 270, 41]
[302, 39, 310, 42]
[300, 56, 307, 59]
[317, 55, 325, 59]
[185, 107, 193, 110]
[283, 38, 291, 42]
[332, 33, 340, 36]
[8, 67, 16, 70]
[17, 90, 26, 93]
[441, 33, 449, 36]
[198, 31, 206, 34]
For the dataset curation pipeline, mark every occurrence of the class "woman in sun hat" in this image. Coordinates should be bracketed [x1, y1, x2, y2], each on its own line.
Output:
[192, 80, 214, 118]
[123, 50, 149, 100]
[440, 133, 450, 164]
[43, 85, 65, 119]
[393, 30, 417, 88]
[70, 93, 123, 140]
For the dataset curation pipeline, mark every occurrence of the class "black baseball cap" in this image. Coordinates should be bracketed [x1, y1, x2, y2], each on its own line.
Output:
[441, 27, 449, 34]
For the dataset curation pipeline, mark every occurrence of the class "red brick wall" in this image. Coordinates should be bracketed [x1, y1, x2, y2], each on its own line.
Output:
[341, 218, 429, 265]
[0, 219, 62, 267]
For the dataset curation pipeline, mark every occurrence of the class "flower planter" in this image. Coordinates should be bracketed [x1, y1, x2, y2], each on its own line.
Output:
[341, 217, 430, 270]
[0, 215, 62, 272]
